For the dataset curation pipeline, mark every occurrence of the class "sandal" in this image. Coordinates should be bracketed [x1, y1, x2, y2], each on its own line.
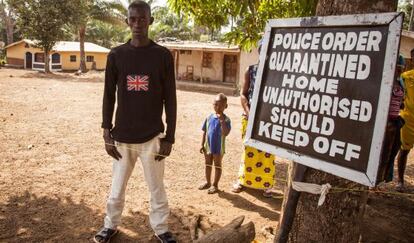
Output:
[156, 231, 177, 243]
[94, 227, 118, 243]
[208, 186, 219, 194]
[198, 182, 211, 190]
[263, 190, 272, 198]
[231, 183, 243, 193]
[396, 182, 405, 192]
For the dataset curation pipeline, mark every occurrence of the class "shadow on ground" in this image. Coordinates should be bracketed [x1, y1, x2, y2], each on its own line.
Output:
[361, 193, 414, 243]
[19, 71, 103, 83]
[218, 190, 281, 221]
[0, 191, 192, 242]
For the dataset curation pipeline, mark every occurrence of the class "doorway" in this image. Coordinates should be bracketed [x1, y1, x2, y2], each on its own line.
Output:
[25, 52, 32, 69]
[223, 54, 237, 83]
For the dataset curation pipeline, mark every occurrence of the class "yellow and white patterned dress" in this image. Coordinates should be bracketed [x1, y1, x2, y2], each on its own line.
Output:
[400, 70, 414, 150]
[238, 116, 275, 189]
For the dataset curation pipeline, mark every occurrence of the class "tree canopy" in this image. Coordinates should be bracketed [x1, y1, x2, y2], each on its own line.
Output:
[85, 19, 129, 48]
[149, 6, 193, 41]
[72, 0, 125, 72]
[9, 0, 81, 72]
[0, 0, 17, 45]
[116, 0, 195, 43]
[167, 0, 318, 50]
[398, 0, 412, 30]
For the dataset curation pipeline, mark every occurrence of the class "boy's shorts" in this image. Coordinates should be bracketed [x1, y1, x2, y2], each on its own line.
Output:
[204, 142, 224, 156]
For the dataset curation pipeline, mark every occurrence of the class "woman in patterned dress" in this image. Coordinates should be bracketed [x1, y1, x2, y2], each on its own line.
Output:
[232, 42, 276, 196]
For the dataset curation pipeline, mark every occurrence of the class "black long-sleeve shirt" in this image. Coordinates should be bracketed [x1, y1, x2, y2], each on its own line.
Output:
[102, 40, 177, 144]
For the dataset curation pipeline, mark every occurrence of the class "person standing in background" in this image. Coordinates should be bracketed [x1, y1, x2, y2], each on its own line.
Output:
[232, 40, 276, 197]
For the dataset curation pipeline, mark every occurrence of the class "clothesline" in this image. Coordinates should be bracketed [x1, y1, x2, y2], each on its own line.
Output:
[1, 132, 413, 198]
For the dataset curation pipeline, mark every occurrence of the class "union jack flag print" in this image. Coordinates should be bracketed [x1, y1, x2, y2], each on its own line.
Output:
[127, 75, 149, 91]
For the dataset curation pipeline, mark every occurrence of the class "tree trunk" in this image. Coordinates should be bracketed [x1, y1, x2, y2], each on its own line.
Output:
[79, 25, 87, 73]
[0, 2, 14, 45]
[44, 50, 50, 73]
[277, 1, 398, 243]
[409, 3, 414, 31]
[5, 20, 13, 45]
[316, 0, 397, 16]
[287, 170, 369, 242]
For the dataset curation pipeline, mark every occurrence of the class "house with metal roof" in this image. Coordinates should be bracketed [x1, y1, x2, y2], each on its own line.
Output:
[4, 39, 110, 71]
[159, 41, 259, 95]
[4, 39, 260, 94]
[401, 30, 414, 59]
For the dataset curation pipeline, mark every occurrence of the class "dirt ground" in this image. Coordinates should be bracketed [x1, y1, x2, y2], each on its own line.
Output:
[0, 68, 413, 243]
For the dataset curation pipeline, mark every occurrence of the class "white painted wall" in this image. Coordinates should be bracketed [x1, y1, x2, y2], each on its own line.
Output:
[239, 47, 259, 88]
[177, 50, 202, 80]
[177, 50, 225, 82]
[202, 51, 224, 82]
[401, 35, 414, 58]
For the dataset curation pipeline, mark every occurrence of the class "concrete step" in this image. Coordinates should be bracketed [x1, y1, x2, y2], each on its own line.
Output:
[177, 80, 239, 96]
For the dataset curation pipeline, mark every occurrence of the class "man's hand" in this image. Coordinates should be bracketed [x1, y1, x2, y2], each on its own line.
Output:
[103, 129, 122, 160]
[156, 139, 173, 161]
[199, 147, 205, 154]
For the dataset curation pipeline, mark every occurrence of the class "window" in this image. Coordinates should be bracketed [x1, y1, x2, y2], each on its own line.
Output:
[34, 53, 44, 63]
[179, 50, 192, 55]
[51, 53, 60, 63]
[86, 55, 94, 62]
[70, 55, 76, 62]
[202, 52, 212, 68]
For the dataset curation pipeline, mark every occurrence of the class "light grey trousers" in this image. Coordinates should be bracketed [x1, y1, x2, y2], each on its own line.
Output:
[104, 135, 169, 235]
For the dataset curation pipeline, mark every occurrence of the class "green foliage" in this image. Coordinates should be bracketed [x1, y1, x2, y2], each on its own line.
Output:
[116, 0, 155, 16]
[168, 0, 229, 36]
[168, 0, 317, 51]
[0, 48, 5, 64]
[70, 0, 125, 72]
[398, 0, 412, 30]
[114, 1, 195, 42]
[9, 0, 81, 71]
[10, 0, 80, 50]
[81, 0, 125, 27]
[149, 6, 193, 41]
[1, 0, 21, 44]
[85, 19, 129, 48]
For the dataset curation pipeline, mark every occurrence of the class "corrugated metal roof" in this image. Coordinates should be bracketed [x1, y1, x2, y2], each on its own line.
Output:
[403, 30, 414, 39]
[159, 41, 240, 53]
[4, 39, 110, 53]
[53, 41, 110, 53]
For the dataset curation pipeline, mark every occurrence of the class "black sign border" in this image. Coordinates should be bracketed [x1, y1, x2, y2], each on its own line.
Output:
[245, 12, 403, 186]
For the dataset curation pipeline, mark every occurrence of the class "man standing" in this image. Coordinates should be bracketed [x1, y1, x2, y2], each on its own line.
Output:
[94, 1, 177, 243]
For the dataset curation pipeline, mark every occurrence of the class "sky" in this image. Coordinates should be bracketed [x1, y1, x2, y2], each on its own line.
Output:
[154, 0, 167, 7]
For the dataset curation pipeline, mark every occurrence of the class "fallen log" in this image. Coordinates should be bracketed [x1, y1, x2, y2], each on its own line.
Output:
[195, 216, 255, 243]
[171, 208, 201, 241]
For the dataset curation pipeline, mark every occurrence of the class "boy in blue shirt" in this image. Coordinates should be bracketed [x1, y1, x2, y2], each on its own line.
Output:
[199, 93, 231, 194]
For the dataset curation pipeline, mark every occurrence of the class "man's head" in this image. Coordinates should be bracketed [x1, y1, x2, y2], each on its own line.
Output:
[126, 1, 153, 40]
[213, 93, 228, 114]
